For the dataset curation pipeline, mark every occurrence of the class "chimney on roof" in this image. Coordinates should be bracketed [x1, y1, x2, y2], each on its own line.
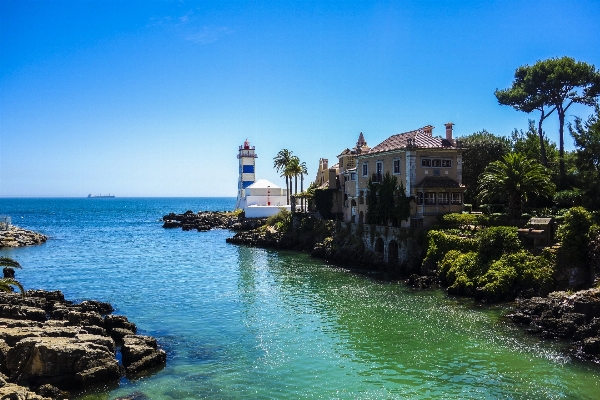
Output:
[445, 122, 454, 144]
[422, 125, 434, 136]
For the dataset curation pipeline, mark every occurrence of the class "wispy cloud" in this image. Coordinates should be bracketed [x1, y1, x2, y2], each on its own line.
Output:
[184, 26, 234, 44]
[149, 9, 235, 45]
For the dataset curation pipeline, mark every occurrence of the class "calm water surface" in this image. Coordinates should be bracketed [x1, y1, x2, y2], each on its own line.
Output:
[1, 198, 599, 399]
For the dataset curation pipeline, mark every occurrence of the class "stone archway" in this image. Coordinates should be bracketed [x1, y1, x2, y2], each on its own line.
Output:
[388, 239, 399, 265]
[374, 237, 384, 254]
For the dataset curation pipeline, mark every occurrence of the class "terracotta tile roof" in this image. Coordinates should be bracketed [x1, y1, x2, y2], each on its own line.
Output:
[367, 127, 455, 154]
[414, 177, 462, 189]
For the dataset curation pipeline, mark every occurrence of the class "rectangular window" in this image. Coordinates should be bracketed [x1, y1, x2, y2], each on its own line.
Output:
[376, 161, 383, 181]
[421, 158, 431, 167]
[438, 192, 449, 205]
[417, 192, 423, 205]
[432, 159, 441, 167]
[362, 162, 368, 177]
[424, 192, 436, 205]
[451, 193, 462, 205]
[393, 159, 401, 174]
[442, 159, 452, 168]
[350, 172, 356, 181]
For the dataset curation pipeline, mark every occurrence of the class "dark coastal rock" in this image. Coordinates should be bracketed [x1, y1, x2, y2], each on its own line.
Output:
[114, 391, 151, 400]
[163, 210, 267, 232]
[104, 315, 137, 335]
[5, 335, 120, 388]
[0, 226, 47, 248]
[508, 288, 600, 363]
[0, 382, 51, 399]
[407, 274, 438, 289]
[35, 384, 64, 399]
[121, 335, 166, 374]
[0, 290, 165, 396]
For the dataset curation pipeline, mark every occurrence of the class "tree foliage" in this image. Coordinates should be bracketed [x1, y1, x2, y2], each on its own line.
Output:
[0, 257, 24, 296]
[511, 120, 559, 178]
[497, 57, 600, 185]
[314, 189, 334, 220]
[273, 149, 293, 205]
[569, 106, 600, 209]
[366, 172, 411, 226]
[477, 153, 555, 219]
[458, 130, 511, 204]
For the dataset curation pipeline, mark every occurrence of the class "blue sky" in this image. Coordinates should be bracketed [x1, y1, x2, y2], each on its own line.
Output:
[1, 0, 599, 197]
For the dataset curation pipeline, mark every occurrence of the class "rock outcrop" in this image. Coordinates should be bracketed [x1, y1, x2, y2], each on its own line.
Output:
[0, 290, 166, 398]
[162, 210, 266, 232]
[0, 226, 47, 248]
[508, 288, 600, 363]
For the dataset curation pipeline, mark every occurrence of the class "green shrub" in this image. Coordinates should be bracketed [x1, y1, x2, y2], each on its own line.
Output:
[478, 250, 555, 300]
[556, 206, 594, 265]
[439, 250, 479, 288]
[476, 226, 521, 265]
[266, 209, 292, 233]
[439, 213, 480, 229]
[422, 230, 478, 270]
[478, 259, 518, 300]
[553, 189, 583, 208]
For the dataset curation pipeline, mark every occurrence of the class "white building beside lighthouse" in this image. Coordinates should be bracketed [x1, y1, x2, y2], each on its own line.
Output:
[236, 139, 289, 218]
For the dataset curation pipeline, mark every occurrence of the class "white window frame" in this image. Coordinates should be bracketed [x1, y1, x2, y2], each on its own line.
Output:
[362, 162, 369, 177]
[438, 192, 449, 205]
[376, 161, 383, 181]
[393, 158, 401, 174]
[350, 172, 356, 181]
[424, 192, 436, 205]
[451, 192, 462, 205]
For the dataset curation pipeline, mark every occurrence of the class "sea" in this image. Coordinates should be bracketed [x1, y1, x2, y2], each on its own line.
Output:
[0, 197, 599, 399]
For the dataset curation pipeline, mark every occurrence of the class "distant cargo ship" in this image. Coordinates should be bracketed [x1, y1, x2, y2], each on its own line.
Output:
[87, 194, 115, 198]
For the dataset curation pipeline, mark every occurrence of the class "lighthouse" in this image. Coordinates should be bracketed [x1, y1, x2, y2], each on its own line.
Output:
[236, 139, 257, 209]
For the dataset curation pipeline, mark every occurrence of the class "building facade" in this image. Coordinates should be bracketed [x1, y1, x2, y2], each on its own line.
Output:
[350, 123, 465, 227]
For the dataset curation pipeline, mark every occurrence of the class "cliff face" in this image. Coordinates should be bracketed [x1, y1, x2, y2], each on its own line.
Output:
[0, 290, 166, 398]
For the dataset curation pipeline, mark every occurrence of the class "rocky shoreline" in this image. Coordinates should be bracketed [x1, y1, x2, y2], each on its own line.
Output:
[162, 210, 266, 231]
[0, 290, 166, 399]
[0, 226, 47, 248]
[508, 288, 600, 363]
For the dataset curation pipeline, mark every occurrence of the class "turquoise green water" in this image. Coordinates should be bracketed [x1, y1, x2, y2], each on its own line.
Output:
[1, 198, 599, 399]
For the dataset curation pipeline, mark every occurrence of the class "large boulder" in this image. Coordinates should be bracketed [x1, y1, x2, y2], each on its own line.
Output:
[121, 335, 166, 374]
[0, 382, 51, 399]
[5, 335, 119, 389]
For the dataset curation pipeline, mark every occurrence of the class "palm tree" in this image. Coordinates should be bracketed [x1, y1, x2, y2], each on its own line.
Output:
[0, 278, 24, 295]
[299, 161, 308, 211]
[299, 161, 308, 193]
[477, 152, 555, 219]
[0, 256, 24, 296]
[273, 149, 293, 205]
[286, 156, 302, 195]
